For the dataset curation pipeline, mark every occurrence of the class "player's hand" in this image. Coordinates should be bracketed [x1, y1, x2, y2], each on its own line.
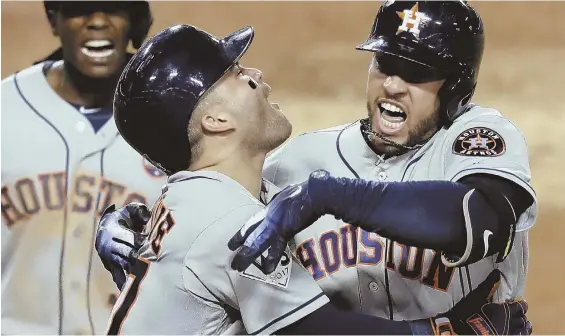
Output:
[410, 269, 532, 335]
[228, 171, 330, 274]
[95, 203, 150, 290]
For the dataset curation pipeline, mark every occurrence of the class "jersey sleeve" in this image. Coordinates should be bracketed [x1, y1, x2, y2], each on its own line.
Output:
[183, 203, 329, 335]
[443, 111, 537, 232]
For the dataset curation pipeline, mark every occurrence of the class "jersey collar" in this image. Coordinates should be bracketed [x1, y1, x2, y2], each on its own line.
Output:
[166, 170, 258, 201]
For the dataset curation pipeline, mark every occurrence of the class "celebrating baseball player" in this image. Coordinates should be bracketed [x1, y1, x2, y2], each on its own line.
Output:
[229, 0, 536, 320]
[1, 2, 166, 334]
[99, 23, 531, 335]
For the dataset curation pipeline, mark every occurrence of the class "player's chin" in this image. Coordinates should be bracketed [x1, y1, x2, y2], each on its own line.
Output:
[267, 118, 292, 149]
[372, 122, 409, 143]
[75, 55, 124, 79]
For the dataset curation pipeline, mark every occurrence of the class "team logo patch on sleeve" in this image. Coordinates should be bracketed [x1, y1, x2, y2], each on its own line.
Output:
[452, 127, 506, 157]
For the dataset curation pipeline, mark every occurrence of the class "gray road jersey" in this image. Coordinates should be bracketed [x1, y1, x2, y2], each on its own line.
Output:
[262, 105, 537, 320]
[111, 171, 328, 335]
[1, 63, 166, 334]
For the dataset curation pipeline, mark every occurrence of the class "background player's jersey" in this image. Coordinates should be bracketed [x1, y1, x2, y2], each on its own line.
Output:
[111, 171, 329, 335]
[262, 105, 537, 320]
[1, 63, 166, 335]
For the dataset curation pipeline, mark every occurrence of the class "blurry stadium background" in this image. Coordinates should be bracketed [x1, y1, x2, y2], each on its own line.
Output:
[2, 2, 564, 333]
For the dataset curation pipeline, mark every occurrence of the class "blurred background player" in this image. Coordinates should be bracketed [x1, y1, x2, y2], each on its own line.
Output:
[1, 2, 166, 334]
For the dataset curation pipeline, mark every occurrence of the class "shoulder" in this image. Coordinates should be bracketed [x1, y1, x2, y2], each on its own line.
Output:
[274, 123, 350, 158]
[2, 63, 45, 86]
[291, 123, 351, 145]
[2, 71, 18, 96]
[1, 65, 41, 119]
[1, 63, 47, 104]
[264, 122, 355, 185]
[164, 172, 264, 237]
[447, 105, 528, 148]
[427, 104, 529, 161]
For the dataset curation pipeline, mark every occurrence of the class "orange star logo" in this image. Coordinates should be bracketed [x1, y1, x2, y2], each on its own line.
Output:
[396, 3, 424, 38]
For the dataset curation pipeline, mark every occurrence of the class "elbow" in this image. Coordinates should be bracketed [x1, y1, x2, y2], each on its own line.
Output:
[442, 188, 516, 268]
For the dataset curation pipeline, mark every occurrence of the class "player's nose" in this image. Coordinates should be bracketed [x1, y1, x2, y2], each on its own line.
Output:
[242, 67, 263, 83]
[86, 11, 111, 30]
[383, 75, 408, 97]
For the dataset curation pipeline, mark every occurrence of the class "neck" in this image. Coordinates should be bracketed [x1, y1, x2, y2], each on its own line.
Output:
[46, 60, 121, 108]
[192, 149, 267, 199]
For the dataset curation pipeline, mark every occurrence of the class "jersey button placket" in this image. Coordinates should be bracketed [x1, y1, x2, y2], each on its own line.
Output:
[71, 280, 81, 291]
[369, 281, 379, 291]
[73, 225, 83, 238]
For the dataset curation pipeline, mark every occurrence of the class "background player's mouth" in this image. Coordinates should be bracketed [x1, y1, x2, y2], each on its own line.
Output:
[81, 40, 115, 61]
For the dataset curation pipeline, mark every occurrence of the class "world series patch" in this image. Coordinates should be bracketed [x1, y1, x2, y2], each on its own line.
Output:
[452, 127, 506, 157]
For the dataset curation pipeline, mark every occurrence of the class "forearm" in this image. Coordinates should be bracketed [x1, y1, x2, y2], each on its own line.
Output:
[309, 175, 499, 256]
[276, 302, 416, 335]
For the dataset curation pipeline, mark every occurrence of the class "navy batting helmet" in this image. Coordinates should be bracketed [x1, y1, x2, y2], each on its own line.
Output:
[114, 25, 255, 175]
[357, 0, 484, 123]
[37, 1, 152, 63]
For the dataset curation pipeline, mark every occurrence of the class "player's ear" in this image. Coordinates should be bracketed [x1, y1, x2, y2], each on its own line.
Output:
[46, 9, 59, 36]
[201, 109, 236, 135]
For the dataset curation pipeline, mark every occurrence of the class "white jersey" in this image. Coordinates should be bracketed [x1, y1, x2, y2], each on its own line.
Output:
[262, 105, 537, 320]
[1, 63, 167, 335]
[109, 171, 328, 335]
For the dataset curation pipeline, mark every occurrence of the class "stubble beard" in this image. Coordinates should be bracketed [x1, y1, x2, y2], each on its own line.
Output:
[366, 102, 441, 156]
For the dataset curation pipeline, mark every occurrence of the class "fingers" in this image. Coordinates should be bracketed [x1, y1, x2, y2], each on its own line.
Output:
[228, 210, 265, 251]
[230, 224, 275, 272]
[117, 203, 150, 232]
[113, 236, 137, 250]
[228, 222, 260, 251]
[101, 204, 116, 218]
[112, 239, 135, 261]
[111, 268, 127, 291]
[507, 299, 530, 333]
[526, 320, 533, 335]
[508, 299, 528, 316]
[127, 203, 151, 227]
[263, 239, 287, 274]
[230, 245, 259, 272]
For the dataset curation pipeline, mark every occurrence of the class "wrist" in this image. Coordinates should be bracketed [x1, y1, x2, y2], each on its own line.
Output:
[408, 316, 455, 335]
[306, 169, 334, 213]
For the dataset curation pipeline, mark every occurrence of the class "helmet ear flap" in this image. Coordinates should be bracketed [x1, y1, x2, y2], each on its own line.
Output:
[130, 11, 153, 49]
[439, 67, 477, 126]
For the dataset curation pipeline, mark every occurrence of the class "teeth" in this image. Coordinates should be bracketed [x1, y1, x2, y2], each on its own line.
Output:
[381, 102, 404, 114]
[380, 114, 404, 129]
[85, 40, 112, 48]
[81, 47, 115, 59]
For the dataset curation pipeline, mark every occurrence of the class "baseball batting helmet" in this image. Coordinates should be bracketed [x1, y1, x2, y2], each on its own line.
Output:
[114, 25, 255, 175]
[36, 1, 152, 63]
[357, 0, 484, 123]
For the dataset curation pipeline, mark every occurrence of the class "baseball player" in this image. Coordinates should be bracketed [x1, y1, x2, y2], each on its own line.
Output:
[95, 0, 536, 332]
[0, 2, 166, 334]
[100, 23, 530, 336]
[229, 0, 537, 322]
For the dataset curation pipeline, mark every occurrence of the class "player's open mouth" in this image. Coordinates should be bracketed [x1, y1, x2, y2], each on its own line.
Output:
[81, 40, 115, 61]
[377, 101, 407, 135]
